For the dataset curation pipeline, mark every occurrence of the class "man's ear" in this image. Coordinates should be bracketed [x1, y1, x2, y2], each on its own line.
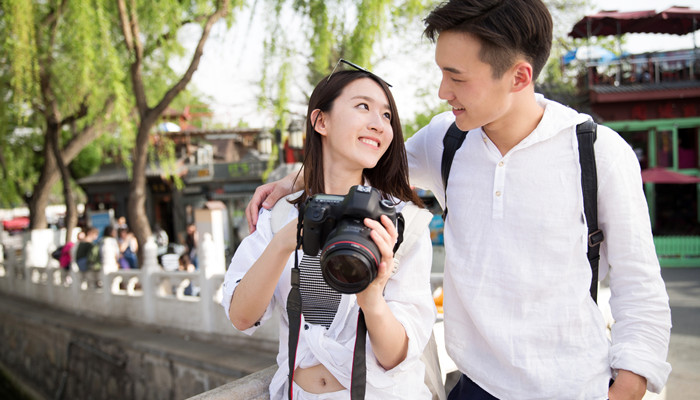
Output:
[511, 61, 533, 93]
[310, 109, 328, 137]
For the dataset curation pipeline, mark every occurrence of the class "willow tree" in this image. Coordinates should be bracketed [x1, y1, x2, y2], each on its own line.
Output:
[1, 0, 131, 241]
[116, 0, 238, 252]
[254, 0, 428, 169]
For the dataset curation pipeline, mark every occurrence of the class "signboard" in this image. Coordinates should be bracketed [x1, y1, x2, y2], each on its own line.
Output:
[88, 209, 115, 237]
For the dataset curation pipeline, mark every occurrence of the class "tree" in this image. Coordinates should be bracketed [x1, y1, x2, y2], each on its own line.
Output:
[1, 0, 131, 243]
[252, 0, 429, 171]
[116, 0, 238, 254]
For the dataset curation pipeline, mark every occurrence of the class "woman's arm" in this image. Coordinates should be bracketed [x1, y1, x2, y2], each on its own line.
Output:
[229, 219, 298, 330]
[355, 215, 408, 370]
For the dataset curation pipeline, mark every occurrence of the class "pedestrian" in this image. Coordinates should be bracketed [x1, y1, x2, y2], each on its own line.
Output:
[185, 223, 198, 269]
[244, 1, 672, 398]
[100, 226, 120, 276]
[223, 64, 437, 399]
[75, 227, 99, 287]
[118, 227, 139, 269]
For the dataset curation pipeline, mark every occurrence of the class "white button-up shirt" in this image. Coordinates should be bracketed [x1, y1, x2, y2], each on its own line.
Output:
[221, 201, 436, 399]
[405, 96, 671, 399]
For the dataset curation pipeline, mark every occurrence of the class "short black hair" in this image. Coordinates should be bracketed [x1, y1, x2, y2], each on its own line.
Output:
[424, 0, 552, 80]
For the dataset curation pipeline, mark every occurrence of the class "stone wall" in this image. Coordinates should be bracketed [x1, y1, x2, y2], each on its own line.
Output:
[0, 296, 273, 400]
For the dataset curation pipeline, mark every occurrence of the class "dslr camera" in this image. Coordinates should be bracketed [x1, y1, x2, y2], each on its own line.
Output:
[301, 185, 400, 294]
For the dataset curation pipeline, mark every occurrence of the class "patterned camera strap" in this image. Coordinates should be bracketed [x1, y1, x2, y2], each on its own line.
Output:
[287, 213, 368, 400]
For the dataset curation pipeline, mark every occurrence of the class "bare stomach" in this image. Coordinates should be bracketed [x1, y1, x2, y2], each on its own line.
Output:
[293, 364, 346, 394]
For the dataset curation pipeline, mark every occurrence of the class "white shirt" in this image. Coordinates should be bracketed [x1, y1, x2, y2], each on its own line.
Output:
[405, 96, 671, 399]
[221, 200, 436, 399]
[100, 236, 120, 274]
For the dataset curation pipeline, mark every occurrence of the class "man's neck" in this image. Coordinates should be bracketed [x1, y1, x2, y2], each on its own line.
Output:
[483, 91, 545, 156]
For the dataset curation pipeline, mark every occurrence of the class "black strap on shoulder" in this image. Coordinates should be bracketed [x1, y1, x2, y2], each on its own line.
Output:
[576, 119, 605, 303]
[441, 122, 468, 220]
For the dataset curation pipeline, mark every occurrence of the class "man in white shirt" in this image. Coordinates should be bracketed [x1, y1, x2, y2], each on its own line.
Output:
[246, 1, 671, 398]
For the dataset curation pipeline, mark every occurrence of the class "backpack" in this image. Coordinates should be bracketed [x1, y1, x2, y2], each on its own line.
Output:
[51, 245, 64, 261]
[87, 239, 103, 271]
[440, 120, 605, 302]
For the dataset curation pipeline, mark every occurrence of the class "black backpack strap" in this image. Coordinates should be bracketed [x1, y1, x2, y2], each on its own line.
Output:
[576, 119, 605, 303]
[441, 122, 467, 220]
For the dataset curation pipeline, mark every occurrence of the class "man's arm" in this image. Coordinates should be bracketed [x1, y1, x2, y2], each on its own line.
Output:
[245, 169, 302, 233]
[608, 370, 647, 400]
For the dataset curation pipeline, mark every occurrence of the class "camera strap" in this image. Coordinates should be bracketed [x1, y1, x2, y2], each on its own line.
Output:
[286, 207, 368, 399]
[287, 210, 304, 400]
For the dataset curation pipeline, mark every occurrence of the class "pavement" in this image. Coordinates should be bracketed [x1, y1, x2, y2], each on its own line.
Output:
[660, 267, 700, 400]
[0, 267, 697, 399]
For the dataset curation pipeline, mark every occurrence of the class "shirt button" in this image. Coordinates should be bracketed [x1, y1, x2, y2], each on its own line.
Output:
[498, 161, 504, 167]
[495, 191, 502, 197]
[304, 324, 309, 330]
[254, 321, 260, 326]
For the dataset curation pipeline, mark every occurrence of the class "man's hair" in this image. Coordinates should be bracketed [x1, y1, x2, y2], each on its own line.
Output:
[424, 0, 552, 80]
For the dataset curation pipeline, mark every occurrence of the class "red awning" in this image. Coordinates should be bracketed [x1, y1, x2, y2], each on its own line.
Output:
[569, 7, 700, 38]
[2, 216, 30, 231]
[569, 10, 657, 38]
[641, 167, 700, 184]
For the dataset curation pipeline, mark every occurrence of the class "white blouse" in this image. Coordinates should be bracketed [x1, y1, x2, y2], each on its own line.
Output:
[221, 201, 437, 399]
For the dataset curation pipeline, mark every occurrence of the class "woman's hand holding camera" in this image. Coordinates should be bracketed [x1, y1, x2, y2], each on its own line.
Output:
[355, 215, 398, 309]
[354, 215, 408, 370]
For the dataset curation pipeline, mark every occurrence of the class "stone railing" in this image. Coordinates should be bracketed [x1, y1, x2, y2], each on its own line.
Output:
[0, 229, 451, 399]
[0, 229, 279, 353]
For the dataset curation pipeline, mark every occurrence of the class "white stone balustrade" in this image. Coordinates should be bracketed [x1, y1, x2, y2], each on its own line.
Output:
[0, 229, 280, 354]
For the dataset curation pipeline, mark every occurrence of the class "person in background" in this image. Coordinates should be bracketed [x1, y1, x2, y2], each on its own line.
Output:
[75, 227, 99, 288]
[59, 238, 75, 286]
[100, 226, 120, 276]
[185, 223, 198, 269]
[118, 227, 139, 269]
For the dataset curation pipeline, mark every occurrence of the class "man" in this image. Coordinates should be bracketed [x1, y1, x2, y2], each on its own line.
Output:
[246, 1, 671, 398]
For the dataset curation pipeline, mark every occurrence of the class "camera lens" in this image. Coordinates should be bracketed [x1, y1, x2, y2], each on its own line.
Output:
[320, 220, 380, 294]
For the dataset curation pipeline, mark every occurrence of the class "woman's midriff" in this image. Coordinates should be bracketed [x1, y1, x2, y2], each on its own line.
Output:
[293, 364, 346, 394]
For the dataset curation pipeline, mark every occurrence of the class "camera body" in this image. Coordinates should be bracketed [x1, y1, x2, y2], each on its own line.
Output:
[302, 185, 397, 294]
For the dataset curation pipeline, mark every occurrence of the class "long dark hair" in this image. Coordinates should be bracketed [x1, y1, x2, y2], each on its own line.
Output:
[291, 69, 422, 208]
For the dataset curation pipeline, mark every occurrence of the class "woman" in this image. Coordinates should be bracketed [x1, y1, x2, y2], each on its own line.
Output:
[117, 227, 139, 269]
[221, 64, 436, 399]
[100, 226, 120, 275]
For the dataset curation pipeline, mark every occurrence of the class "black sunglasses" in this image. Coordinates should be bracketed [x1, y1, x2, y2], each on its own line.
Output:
[327, 58, 392, 87]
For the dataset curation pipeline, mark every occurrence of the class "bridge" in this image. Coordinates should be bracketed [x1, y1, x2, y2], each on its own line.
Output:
[0, 228, 280, 399]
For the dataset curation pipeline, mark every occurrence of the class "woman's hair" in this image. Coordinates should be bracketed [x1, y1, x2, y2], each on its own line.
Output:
[103, 226, 114, 237]
[291, 69, 422, 207]
[423, 0, 552, 81]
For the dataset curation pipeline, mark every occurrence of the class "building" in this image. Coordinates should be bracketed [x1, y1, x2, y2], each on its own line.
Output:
[567, 7, 700, 265]
[78, 115, 305, 259]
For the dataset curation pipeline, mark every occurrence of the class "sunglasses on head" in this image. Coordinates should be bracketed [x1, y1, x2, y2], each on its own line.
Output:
[326, 59, 392, 87]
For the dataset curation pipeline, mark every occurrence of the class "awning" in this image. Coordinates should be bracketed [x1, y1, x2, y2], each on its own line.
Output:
[569, 7, 700, 38]
[2, 216, 30, 231]
[641, 167, 700, 184]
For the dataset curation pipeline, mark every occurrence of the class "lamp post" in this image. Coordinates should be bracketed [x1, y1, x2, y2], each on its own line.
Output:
[288, 119, 304, 150]
[257, 129, 273, 156]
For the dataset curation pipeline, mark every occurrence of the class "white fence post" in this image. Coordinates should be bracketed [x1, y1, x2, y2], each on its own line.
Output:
[199, 233, 221, 332]
[141, 238, 159, 323]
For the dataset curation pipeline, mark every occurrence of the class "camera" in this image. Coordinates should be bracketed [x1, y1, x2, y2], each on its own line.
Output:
[301, 185, 399, 294]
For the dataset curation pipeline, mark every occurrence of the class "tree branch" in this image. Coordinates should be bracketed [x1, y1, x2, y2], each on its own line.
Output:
[151, 1, 231, 117]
